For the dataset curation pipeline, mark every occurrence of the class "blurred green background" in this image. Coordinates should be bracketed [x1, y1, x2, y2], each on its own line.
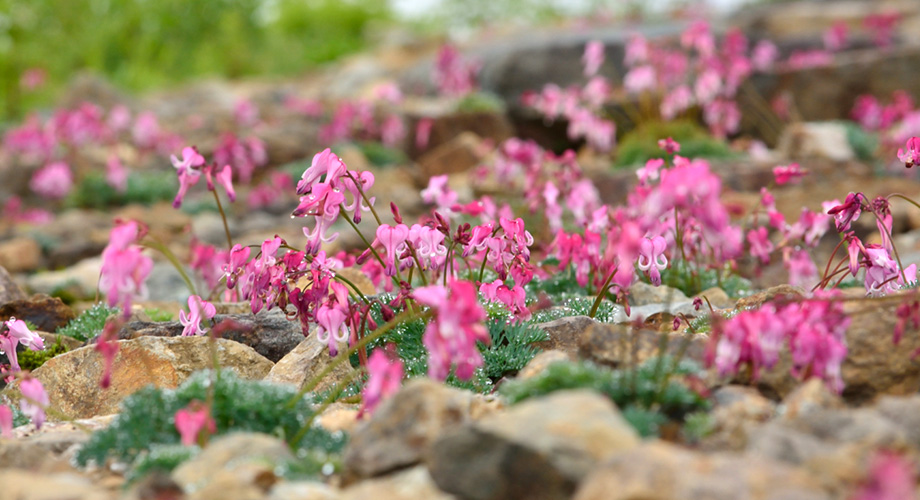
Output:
[0, 0, 391, 120]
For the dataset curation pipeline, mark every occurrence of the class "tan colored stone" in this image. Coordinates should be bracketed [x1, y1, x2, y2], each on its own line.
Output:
[0, 237, 42, 273]
[265, 334, 355, 394]
[416, 132, 485, 182]
[32, 336, 273, 419]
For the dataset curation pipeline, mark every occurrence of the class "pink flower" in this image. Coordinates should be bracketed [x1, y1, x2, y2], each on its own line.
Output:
[408, 224, 448, 271]
[897, 137, 920, 168]
[413, 280, 490, 381]
[751, 40, 778, 71]
[784, 248, 818, 289]
[358, 347, 404, 418]
[583, 40, 605, 77]
[421, 175, 459, 214]
[170, 146, 205, 208]
[0, 404, 12, 438]
[747, 227, 773, 264]
[637, 236, 668, 286]
[316, 282, 350, 356]
[234, 99, 259, 127]
[1, 318, 44, 379]
[175, 401, 216, 446]
[624, 34, 647, 67]
[773, 163, 805, 185]
[480, 280, 530, 321]
[376, 224, 409, 277]
[205, 164, 236, 202]
[864, 13, 900, 48]
[823, 21, 848, 52]
[20, 68, 46, 91]
[624, 65, 656, 94]
[30, 162, 73, 199]
[657, 137, 680, 154]
[380, 114, 406, 148]
[99, 221, 153, 317]
[179, 295, 217, 337]
[660, 85, 694, 120]
[827, 193, 863, 232]
[106, 154, 129, 193]
[432, 44, 479, 97]
[681, 20, 715, 57]
[852, 451, 917, 500]
[694, 69, 722, 104]
[18, 377, 49, 429]
[415, 118, 434, 150]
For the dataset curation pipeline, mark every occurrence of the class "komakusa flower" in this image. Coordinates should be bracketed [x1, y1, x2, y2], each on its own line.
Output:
[18, 377, 49, 429]
[99, 221, 153, 318]
[179, 295, 217, 337]
[413, 280, 490, 381]
[175, 400, 216, 446]
[170, 146, 205, 208]
[358, 347, 404, 418]
[637, 236, 668, 286]
[897, 137, 920, 168]
[30, 162, 73, 199]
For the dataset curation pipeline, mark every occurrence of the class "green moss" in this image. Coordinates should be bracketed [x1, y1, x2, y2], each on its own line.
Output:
[499, 358, 710, 438]
[658, 261, 752, 298]
[615, 120, 735, 167]
[17, 337, 70, 371]
[56, 303, 118, 341]
[75, 370, 346, 476]
[144, 308, 175, 322]
[455, 92, 506, 113]
[356, 141, 408, 167]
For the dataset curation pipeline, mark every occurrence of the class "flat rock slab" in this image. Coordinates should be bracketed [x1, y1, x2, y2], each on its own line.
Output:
[32, 336, 273, 419]
[0, 294, 76, 333]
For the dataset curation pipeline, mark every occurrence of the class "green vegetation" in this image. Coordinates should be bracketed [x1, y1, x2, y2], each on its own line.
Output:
[144, 308, 175, 322]
[356, 141, 408, 167]
[75, 371, 346, 475]
[842, 121, 879, 162]
[64, 171, 180, 210]
[659, 261, 752, 298]
[615, 120, 735, 167]
[18, 336, 70, 371]
[125, 445, 198, 484]
[0, 0, 391, 120]
[56, 303, 118, 342]
[455, 92, 506, 113]
[500, 358, 711, 438]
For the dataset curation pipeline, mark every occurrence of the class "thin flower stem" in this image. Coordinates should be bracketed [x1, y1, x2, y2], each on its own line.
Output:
[284, 308, 432, 409]
[333, 275, 370, 304]
[143, 238, 198, 297]
[290, 367, 364, 446]
[820, 237, 848, 289]
[589, 267, 618, 319]
[870, 209, 909, 285]
[889, 193, 920, 213]
[342, 212, 402, 286]
[345, 172, 382, 226]
[211, 190, 234, 250]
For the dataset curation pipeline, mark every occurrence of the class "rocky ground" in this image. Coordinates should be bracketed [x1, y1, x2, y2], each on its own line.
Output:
[5, 0, 920, 499]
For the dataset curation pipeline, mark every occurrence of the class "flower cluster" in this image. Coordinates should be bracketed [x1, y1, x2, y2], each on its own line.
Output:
[99, 220, 153, 318]
[709, 292, 850, 393]
[0, 318, 45, 380]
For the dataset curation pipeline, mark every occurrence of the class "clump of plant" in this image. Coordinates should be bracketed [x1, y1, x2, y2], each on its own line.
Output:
[17, 337, 69, 371]
[64, 171, 177, 210]
[56, 303, 118, 342]
[658, 261, 752, 298]
[500, 357, 710, 438]
[75, 370, 346, 476]
[615, 120, 734, 167]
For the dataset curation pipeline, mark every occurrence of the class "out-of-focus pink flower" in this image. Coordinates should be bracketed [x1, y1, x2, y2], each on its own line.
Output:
[624, 35, 647, 67]
[132, 112, 161, 150]
[170, 146, 205, 208]
[175, 401, 216, 446]
[414, 280, 490, 381]
[660, 85, 694, 120]
[179, 295, 217, 337]
[784, 248, 819, 289]
[204, 163, 236, 202]
[285, 96, 324, 117]
[106, 153, 129, 193]
[432, 44, 479, 97]
[624, 65, 656, 94]
[415, 118, 434, 150]
[380, 114, 406, 148]
[0, 404, 12, 438]
[898, 137, 920, 168]
[852, 450, 917, 500]
[703, 99, 741, 138]
[19, 68, 46, 91]
[30, 162, 73, 199]
[107, 105, 132, 132]
[658, 137, 680, 154]
[373, 82, 403, 105]
[752, 40, 779, 71]
[96, 319, 121, 389]
[637, 236, 668, 286]
[823, 21, 849, 52]
[358, 346, 404, 418]
[18, 377, 49, 429]
[747, 227, 774, 264]
[99, 220, 153, 317]
[681, 20, 715, 57]
[694, 69, 722, 104]
[773, 163, 805, 185]
[583, 40, 605, 77]
[864, 13, 900, 49]
[234, 99, 259, 127]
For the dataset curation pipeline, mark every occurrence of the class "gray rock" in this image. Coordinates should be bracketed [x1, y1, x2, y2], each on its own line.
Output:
[118, 309, 306, 362]
[341, 466, 455, 500]
[344, 379, 481, 478]
[172, 432, 293, 496]
[577, 322, 707, 369]
[629, 282, 690, 306]
[0, 469, 115, 500]
[266, 334, 354, 394]
[428, 390, 640, 500]
[270, 481, 339, 500]
[533, 315, 597, 354]
[0, 265, 27, 305]
[574, 441, 828, 500]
